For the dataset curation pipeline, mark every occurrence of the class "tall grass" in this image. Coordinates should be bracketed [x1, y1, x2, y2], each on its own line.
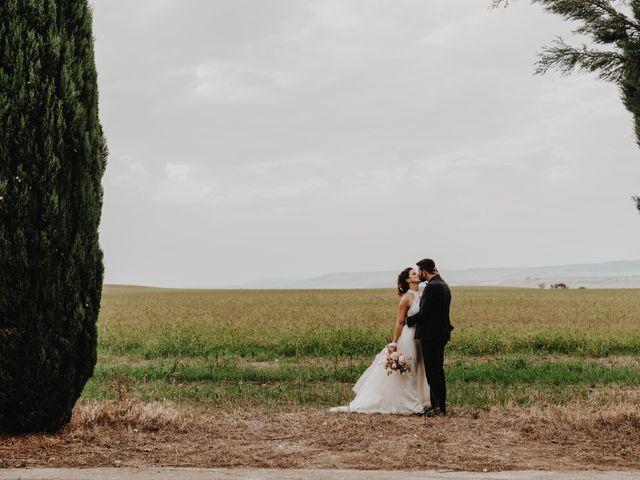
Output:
[98, 287, 640, 358]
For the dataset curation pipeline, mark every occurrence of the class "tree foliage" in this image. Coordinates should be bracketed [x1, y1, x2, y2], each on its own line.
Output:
[492, 0, 640, 212]
[0, 0, 106, 432]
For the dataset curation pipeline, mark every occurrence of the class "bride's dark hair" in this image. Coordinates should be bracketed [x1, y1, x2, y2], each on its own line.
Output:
[397, 267, 413, 297]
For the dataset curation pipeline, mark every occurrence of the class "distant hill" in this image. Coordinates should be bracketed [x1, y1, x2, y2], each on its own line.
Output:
[235, 260, 640, 289]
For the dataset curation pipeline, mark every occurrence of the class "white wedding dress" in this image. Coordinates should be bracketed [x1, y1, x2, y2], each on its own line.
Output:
[330, 290, 430, 414]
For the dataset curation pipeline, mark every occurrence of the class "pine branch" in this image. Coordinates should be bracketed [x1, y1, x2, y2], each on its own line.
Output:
[492, 0, 640, 35]
[589, 0, 640, 33]
[490, 0, 510, 8]
[535, 37, 625, 81]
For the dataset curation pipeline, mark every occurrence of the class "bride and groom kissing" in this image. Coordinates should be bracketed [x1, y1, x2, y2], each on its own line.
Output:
[331, 258, 453, 416]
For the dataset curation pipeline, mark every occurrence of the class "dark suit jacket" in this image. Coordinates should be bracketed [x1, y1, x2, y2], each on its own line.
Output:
[405, 275, 453, 345]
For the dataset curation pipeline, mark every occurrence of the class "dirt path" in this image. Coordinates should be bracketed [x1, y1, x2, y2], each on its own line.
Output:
[0, 468, 639, 480]
[0, 402, 639, 472]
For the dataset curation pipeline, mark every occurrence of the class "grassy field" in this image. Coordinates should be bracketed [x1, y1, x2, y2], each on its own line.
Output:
[87, 286, 640, 411]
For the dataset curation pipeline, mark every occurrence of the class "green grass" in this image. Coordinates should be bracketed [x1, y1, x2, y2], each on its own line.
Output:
[88, 286, 640, 410]
[83, 355, 640, 409]
[90, 358, 640, 385]
[98, 327, 640, 358]
[98, 287, 640, 358]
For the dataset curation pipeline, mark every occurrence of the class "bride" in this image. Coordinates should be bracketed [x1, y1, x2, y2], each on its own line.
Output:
[330, 267, 429, 414]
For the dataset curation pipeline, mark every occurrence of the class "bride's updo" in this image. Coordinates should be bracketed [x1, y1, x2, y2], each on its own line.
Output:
[396, 267, 413, 297]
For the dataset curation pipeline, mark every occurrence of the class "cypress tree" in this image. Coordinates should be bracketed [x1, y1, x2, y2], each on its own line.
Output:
[0, 0, 106, 432]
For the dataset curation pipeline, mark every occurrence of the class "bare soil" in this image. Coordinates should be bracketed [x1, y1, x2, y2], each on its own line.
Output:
[1, 401, 639, 472]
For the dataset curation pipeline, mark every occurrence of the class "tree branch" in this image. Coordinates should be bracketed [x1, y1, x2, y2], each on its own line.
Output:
[590, 0, 640, 33]
[492, 0, 640, 34]
[535, 37, 625, 81]
[490, 0, 511, 8]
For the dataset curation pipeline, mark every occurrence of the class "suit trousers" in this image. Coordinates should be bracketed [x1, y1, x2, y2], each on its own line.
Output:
[421, 341, 446, 413]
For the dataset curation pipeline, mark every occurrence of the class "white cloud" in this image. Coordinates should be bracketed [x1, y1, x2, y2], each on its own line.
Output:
[306, 1, 366, 31]
[176, 60, 300, 104]
[110, 155, 149, 185]
[130, 0, 182, 23]
[152, 162, 214, 205]
[419, 12, 483, 47]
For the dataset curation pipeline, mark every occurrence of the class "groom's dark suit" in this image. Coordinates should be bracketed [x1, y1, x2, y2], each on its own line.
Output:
[405, 274, 452, 414]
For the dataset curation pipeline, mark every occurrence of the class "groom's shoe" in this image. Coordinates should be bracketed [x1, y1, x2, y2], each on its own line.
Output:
[424, 407, 446, 417]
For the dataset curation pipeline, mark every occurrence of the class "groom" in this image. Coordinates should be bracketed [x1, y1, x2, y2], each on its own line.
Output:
[405, 258, 453, 417]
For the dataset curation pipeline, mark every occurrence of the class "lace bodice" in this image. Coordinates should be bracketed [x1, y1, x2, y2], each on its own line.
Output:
[407, 290, 421, 317]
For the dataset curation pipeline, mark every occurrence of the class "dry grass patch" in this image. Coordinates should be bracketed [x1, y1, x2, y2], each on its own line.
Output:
[75, 400, 194, 432]
[1, 400, 639, 471]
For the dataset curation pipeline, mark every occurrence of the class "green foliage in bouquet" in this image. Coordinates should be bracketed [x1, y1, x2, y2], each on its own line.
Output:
[0, 0, 107, 432]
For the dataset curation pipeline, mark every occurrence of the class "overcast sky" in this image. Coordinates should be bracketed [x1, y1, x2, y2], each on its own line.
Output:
[92, 0, 640, 288]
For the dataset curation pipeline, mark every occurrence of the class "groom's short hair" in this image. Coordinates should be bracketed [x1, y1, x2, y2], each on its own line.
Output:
[417, 258, 437, 274]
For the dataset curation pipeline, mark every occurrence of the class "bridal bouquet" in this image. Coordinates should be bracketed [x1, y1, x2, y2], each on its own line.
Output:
[384, 351, 411, 375]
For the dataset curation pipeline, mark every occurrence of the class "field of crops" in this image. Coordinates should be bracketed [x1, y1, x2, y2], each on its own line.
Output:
[87, 286, 640, 411]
